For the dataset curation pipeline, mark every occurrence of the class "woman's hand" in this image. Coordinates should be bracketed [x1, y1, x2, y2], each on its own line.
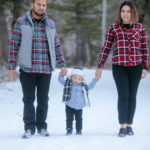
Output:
[141, 69, 148, 79]
[95, 68, 102, 81]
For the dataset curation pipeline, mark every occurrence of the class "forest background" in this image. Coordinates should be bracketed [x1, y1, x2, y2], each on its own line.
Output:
[0, 0, 150, 81]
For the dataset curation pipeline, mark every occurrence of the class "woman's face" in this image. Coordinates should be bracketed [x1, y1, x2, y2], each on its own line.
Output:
[121, 5, 131, 24]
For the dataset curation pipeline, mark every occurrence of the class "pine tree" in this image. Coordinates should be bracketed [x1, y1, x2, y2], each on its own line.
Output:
[48, 0, 102, 66]
[0, 0, 27, 63]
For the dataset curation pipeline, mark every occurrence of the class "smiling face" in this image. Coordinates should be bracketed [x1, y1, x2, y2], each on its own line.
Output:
[31, 0, 47, 19]
[71, 75, 83, 85]
[120, 5, 131, 24]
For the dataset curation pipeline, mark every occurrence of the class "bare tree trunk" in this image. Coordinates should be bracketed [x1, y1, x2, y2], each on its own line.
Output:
[75, 3, 88, 66]
[0, 5, 9, 62]
[75, 26, 86, 66]
[101, 0, 107, 46]
[0, 0, 26, 64]
[137, 0, 149, 23]
[11, 0, 24, 27]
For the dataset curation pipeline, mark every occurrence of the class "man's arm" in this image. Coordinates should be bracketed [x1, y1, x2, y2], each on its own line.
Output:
[8, 20, 21, 81]
[55, 33, 67, 76]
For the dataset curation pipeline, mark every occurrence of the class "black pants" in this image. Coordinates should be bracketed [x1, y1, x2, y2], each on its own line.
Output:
[112, 64, 142, 124]
[66, 105, 83, 131]
[20, 70, 51, 133]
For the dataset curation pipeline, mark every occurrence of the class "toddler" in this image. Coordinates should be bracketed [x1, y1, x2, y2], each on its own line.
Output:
[58, 67, 97, 135]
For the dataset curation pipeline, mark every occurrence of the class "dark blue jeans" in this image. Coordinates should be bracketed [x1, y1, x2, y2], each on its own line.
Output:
[112, 64, 142, 124]
[65, 105, 83, 131]
[20, 70, 51, 133]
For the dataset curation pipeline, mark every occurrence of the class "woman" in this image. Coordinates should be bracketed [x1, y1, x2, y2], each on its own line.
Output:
[95, 1, 149, 137]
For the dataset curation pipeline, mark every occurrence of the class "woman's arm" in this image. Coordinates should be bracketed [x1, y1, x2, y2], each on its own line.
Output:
[141, 24, 149, 70]
[97, 25, 114, 69]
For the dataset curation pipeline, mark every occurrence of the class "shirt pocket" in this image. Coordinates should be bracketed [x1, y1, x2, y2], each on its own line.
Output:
[131, 30, 140, 41]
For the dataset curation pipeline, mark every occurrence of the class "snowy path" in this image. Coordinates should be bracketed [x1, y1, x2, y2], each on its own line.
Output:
[0, 69, 150, 150]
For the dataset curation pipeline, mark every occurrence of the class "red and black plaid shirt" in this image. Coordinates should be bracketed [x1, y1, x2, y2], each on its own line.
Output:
[98, 23, 149, 69]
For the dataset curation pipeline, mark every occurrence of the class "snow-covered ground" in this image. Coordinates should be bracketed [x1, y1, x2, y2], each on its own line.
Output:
[0, 69, 150, 150]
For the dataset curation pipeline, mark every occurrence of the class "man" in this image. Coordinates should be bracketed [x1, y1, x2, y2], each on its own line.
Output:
[8, 0, 67, 139]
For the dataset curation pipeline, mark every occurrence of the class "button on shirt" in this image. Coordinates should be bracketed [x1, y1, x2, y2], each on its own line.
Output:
[98, 23, 149, 69]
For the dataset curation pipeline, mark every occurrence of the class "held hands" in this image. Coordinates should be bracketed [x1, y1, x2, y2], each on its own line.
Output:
[95, 68, 102, 81]
[141, 69, 148, 79]
[8, 70, 17, 81]
[60, 67, 68, 77]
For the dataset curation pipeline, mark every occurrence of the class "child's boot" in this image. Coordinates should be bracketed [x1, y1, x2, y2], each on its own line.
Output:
[66, 128, 72, 136]
[76, 130, 82, 135]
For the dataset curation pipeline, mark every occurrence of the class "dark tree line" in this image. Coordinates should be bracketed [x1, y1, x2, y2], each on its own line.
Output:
[0, 0, 29, 63]
[49, 0, 102, 66]
[0, 0, 149, 67]
[0, 0, 25, 63]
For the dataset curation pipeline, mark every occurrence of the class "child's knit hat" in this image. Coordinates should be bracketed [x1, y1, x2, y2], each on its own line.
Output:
[70, 67, 84, 78]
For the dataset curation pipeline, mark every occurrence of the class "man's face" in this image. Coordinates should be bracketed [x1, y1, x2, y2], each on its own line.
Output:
[31, 0, 47, 17]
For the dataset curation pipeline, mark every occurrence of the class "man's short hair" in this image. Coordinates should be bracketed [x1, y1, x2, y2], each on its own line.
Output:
[32, 0, 47, 3]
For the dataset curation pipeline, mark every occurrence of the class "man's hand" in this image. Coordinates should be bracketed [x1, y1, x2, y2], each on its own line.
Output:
[141, 69, 148, 79]
[9, 70, 17, 81]
[60, 67, 68, 77]
[95, 68, 102, 81]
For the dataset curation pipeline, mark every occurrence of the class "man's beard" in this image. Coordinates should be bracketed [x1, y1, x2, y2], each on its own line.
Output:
[32, 8, 44, 17]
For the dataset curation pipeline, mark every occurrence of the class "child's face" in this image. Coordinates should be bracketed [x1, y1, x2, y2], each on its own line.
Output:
[71, 74, 83, 85]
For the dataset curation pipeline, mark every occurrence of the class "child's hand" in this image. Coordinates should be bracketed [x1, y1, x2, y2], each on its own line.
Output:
[60, 67, 68, 77]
